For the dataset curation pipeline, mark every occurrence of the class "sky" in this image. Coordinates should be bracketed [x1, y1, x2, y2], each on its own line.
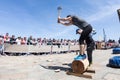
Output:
[0, 0, 120, 41]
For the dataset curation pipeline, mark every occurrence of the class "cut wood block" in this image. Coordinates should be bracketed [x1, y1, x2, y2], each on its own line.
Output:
[55, 69, 60, 72]
[72, 58, 89, 74]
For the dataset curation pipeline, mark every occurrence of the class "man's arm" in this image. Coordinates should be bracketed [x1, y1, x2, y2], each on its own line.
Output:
[59, 21, 72, 26]
[58, 16, 72, 26]
[58, 17, 71, 21]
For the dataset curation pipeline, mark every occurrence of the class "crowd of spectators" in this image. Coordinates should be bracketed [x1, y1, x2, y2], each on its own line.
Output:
[1, 33, 120, 55]
[0, 33, 79, 46]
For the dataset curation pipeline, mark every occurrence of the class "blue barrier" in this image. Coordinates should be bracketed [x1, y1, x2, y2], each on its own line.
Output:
[109, 56, 120, 68]
[113, 47, 120, 54]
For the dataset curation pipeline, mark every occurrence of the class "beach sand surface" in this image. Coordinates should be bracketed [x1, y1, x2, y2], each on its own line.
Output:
[0, 49, 120, 80]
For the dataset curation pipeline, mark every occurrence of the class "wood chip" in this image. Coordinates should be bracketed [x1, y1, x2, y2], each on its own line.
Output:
[54, 69, 60, 72]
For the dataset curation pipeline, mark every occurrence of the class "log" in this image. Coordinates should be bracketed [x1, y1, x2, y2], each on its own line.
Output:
[72, 58, 89, 74]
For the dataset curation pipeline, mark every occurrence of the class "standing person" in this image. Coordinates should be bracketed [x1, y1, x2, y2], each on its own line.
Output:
[58, 15, 95, 65]
[4, 33, 10, 43]
[10, 35, 16, 44]
[16, 37, 21, 45]
[0, 35, 4, 55]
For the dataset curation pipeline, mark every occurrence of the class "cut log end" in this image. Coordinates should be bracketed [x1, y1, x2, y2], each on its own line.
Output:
[72, 58, 89, 74]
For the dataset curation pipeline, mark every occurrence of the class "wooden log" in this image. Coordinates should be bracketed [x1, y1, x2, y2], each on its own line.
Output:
[72, 58, 89, 74]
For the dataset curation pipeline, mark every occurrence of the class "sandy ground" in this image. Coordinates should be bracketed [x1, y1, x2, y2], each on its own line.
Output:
[0, 49, 120, 80]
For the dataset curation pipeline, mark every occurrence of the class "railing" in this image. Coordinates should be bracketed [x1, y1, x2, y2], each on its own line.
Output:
[3, 44, 80, 55]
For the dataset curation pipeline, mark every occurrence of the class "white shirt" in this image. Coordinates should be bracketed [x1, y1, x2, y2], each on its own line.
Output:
[16, 39, 21, 45]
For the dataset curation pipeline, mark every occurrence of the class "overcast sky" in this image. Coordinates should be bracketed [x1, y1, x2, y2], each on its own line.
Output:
[0, 0, 120, 41]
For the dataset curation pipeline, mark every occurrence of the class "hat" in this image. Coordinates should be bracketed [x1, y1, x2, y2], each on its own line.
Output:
[66, 15, 72, 18]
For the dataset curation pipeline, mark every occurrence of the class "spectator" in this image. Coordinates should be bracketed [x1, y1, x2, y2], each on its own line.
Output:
[21, 37, 27, 45]
[4, 33, 10, 43]
[52, 38, 56, 45]
[42, 38, 47, 45]
[118, 38, 120, 44]
[27, 36, 33, 45]
[16, 37, 21, 45]
[56, 39, 61, 48]
[32, 38, 37, 45]
[10, 35, 16, 44]
[60, 39, 63, 45]
[0, 35, 4, 55]
[47, 38, 52, 45]
[37, 38, 42, 46]
[63, 39, 67, 45]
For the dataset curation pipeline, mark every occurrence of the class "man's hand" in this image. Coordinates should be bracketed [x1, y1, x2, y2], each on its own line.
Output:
[58, 16, 61, 19]
[58, 19, 60, 23]
[76, 29, 83, 34]
[58, 16, 60, 23]
[76, 29, 79, 34]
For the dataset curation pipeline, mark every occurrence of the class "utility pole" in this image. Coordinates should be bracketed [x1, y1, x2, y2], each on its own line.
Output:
[103, 28, 107, 49]
[117, 9, 120, 22]
[103, 29, 106, 42]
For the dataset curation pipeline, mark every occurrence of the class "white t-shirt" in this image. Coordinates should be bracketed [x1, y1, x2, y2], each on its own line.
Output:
[16, 39, 21, 45]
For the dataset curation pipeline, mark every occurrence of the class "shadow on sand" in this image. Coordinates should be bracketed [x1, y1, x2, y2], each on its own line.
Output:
[106, 64, 120, 69]
[40, 63, 72, 72]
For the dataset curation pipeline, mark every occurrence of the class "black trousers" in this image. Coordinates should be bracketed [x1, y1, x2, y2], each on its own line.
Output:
[86, 36, 95, 64]
[79, 24, 95, 64]
[79, 25, 92, 45]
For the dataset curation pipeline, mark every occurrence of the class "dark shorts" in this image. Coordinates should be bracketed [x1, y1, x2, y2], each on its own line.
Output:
[79, 25, 92, 45]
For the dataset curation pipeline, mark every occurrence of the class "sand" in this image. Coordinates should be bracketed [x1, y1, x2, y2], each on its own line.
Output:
[0, 49, 120, 80]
